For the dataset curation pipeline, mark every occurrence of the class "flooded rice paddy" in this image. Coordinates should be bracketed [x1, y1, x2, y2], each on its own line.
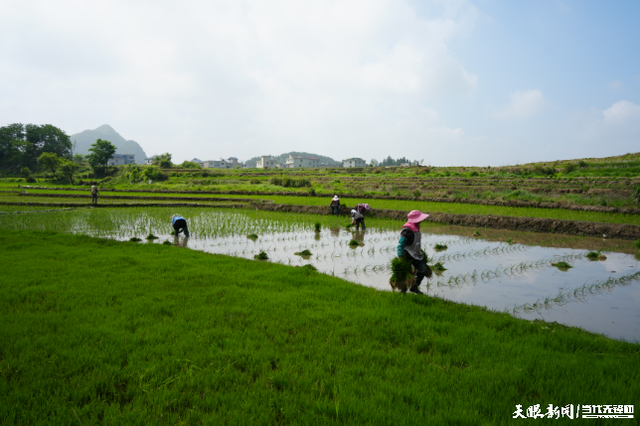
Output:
[4, 209, 640, 342]
[177, 229, 640, 342]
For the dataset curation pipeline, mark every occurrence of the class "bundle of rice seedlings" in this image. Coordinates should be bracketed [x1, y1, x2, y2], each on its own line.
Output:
[586, 251, 606, 260]
[431, 262, 447, 271]
[389, 257, 414, 292]
[294, 249, 313, 258]
[254, 250, 269, 260]
[551, 261, 572, 270]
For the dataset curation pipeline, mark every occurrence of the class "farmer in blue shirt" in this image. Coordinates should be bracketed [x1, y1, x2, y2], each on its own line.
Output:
[397, 210, 432, 294]
[171, 214, 190, 237]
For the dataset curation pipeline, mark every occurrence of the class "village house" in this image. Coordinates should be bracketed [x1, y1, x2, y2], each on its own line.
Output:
[284, 155, 321, 168]
[256, 155, 276, 169]
[342, 157, 366, 168]
[226, 157, 243, 168]
[107, 154, 136, 166]
[203, 159, 228, 169]
[201, 157, 245, 169]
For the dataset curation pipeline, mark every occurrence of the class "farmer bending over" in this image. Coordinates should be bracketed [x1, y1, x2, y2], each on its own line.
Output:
[330, 195, 340, 215]
[90, 184, 99, 205]
[353, 203, 370, 229]
[397, 210, 432, 294]
[171, 214, 190, 237]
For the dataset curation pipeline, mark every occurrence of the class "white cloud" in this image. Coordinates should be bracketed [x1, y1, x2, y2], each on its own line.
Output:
[0, 0, 480, 162]
[560, 100, 640, 158]
[603, 100, 640, 124]
[606, 80, 624, 90]
[489, 89, 549, 119]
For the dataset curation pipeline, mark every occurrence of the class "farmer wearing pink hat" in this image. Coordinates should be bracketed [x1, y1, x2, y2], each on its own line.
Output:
[353, 203, 370, 230]
[396, 210, 432, 294]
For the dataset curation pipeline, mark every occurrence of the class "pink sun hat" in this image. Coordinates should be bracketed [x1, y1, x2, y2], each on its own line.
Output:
[407, 210, 429, 223]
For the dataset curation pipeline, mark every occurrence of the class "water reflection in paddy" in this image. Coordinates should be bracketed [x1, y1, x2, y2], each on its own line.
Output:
[175, 227, 640, 343]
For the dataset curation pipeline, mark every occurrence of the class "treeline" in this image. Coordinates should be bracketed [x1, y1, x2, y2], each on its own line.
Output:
[0, 123, 73, 171]
[370, 156, 420, 167]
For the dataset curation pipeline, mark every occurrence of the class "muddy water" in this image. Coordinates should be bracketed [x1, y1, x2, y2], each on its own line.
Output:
[167, 227, 640, 342]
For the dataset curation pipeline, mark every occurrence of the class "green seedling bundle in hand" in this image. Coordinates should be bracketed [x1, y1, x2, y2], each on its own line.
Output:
[389, 256, 414, 292]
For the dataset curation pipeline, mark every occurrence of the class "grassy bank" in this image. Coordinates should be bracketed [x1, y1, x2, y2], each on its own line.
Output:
[1, 231, 638, 424]
[2, 187, 640, 227]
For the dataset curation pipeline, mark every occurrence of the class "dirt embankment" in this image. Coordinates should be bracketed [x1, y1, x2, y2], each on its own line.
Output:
[0, 202, 248, 209]
[17, 193, 261, 203]
[18, 186, 640, 215]
[252, 203, 640, 240]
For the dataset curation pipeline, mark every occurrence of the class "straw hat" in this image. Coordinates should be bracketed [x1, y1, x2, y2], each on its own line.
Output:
[407, 210, 429, 223]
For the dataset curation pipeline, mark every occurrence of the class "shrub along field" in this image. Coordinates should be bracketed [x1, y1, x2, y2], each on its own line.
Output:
[1, 230, 638, 425]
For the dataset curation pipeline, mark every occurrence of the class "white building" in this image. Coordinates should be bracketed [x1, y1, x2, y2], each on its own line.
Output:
[203, 159, 228, 169]
[226, 157, 243, 168]
[108, 154, 136, 166]
[342, 157, 366, 168]
[256, 155, 276, 169]
[191, 158, 204, 167]
[284, 155, 321, 168]
[144, 156, 157, 165]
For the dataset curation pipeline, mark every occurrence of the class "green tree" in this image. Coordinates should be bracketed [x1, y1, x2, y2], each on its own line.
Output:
[26, 124, 72, 160]
[0, 123, 71, 170]
[38, 152, 61, 179]
[58, 159, 79, 183]
[21, 167, 31, 179]
[153, 152, 173, 169]
[88, 139, 117, 168]
[0, 123, 25, 168]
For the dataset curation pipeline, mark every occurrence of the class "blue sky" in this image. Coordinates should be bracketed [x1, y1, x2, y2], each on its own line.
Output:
[1, 0, 638, 166]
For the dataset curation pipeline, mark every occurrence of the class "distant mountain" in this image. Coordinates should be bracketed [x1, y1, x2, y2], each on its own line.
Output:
[70, 124, 147, 164]
[245, 152, 341, 168]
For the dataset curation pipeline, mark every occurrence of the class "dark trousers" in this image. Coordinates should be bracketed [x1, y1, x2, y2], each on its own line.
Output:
[330, 205, 339, 215]
[173, 219, 190, 237]
[355, 217, 365, 230]
[91, 194, 98, 205]
[409, 256, 428, 286]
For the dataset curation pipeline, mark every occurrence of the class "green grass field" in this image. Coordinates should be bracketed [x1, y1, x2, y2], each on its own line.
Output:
[1, 230, 638, 424]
